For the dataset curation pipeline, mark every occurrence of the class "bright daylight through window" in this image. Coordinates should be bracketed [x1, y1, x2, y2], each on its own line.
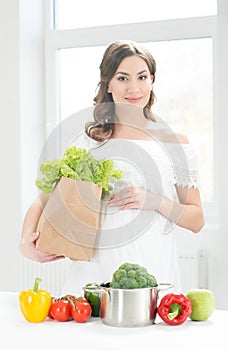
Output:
[54, 0, 217, 29]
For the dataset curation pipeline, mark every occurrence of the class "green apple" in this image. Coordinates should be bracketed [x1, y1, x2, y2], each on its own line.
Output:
[186, 289, 216, 321]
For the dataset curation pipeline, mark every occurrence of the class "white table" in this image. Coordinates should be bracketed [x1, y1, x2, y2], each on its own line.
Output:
[1, 291, 226, 350]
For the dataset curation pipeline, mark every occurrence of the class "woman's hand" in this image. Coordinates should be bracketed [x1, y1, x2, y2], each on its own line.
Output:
[109, 186, 161, 211]
[20, 231, 65, 263]
[108, 184, 204, 233]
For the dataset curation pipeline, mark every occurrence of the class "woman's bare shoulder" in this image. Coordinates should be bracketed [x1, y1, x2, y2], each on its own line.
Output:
[175, 133, 189, 144]
[155, 130, 190, 144]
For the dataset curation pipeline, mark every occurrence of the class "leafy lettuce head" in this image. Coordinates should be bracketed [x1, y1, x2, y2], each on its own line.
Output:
[35, 146, 122, 196]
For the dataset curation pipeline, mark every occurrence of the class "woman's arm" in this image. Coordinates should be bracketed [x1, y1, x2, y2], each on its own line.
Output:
[158, 185, 204, 233]
[20, 193, 65, 262]
[21, 193, 48, 239]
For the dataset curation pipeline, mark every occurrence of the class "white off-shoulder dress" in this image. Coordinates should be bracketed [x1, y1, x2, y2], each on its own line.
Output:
[62, 133, 200, 295]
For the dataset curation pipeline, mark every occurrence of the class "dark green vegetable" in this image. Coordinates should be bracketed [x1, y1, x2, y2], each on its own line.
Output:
[110, 262, 157, 289]
[84, 283, 100, 317]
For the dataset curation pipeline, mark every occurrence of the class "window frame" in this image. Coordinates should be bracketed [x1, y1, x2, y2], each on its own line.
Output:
[43, 0, 222, 228]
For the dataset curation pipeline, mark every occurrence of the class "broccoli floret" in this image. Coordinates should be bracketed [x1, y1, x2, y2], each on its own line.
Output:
[119, 277, 129, 288]
[137, 276, 147, 288]
[147, 275, 157, 287]
[125, 278, 139, 289]
[110, 281, 120, 289]
[113, 268, 127, 280]
[110, 262, 157, 289]
[127, 270, 137, 279]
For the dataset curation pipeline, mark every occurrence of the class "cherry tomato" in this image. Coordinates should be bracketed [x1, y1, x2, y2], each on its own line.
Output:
[76, 296, 89, 303]
[71, 298, 92, 323]
[48, 297, 58, 318]
[63, 294, 76, 302]
[50, 298, 72, 322]
[64, 294, 75, 299]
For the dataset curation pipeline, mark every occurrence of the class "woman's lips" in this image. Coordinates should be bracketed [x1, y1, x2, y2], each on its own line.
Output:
[125, 97, 142, 104]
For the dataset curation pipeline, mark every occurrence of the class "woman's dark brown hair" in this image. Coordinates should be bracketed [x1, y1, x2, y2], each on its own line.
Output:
[85, 40, 157, 141]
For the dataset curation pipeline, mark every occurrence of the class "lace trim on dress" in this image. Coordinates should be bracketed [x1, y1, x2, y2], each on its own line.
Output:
[173, 167, 200, 189]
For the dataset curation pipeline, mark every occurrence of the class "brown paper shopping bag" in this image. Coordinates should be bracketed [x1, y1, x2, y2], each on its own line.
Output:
[36, 176, 102, 261]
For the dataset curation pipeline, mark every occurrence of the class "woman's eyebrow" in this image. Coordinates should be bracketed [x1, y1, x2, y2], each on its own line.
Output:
[115, 69, 148, 76]
[115, 71, 129, 76]
[137, 70, 147, 75]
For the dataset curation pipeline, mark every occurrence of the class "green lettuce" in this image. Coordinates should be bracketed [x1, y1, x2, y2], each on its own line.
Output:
[35, 146, 122, 196]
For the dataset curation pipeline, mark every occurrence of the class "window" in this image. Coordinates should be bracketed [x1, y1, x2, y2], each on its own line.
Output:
[59, 46, 105, 117]
[54, 0, 217, 29]
[44, 0, 217, 222]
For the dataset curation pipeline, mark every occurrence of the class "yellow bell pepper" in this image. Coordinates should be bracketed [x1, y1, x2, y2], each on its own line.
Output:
[19, 277, 51, 323]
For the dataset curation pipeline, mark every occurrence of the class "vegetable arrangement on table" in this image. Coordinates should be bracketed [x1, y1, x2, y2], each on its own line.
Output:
[19, 268, 216, 327]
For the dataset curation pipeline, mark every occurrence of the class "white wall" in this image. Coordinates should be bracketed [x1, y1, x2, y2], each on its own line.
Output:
[211, 0, 228, 309]
[19, 0, 45, 213]
[0, 0, 228, 310]
[0, 0, 44, 291]
[0, 0, 21, 290]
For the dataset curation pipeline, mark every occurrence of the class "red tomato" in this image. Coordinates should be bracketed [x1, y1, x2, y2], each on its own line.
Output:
[63, 294, 76, 302]
[48, 297, 58, 319]
[76, 296, 89, 303]
[71, 298, 92, 323]
[50, 298, 72, 322]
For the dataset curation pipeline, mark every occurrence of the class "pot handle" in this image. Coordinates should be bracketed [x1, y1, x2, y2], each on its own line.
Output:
[83, 283, 108, 294]
[157, 283, 174, 292]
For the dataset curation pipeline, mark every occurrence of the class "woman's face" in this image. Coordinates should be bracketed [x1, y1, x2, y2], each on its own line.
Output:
[108, 55, 153, 108]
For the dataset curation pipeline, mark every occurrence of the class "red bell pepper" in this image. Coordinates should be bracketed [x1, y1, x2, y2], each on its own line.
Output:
[157, 293, 192, 326]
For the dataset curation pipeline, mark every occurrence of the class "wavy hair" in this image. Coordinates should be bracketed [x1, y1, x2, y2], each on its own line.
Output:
[85, 40, 157, 141]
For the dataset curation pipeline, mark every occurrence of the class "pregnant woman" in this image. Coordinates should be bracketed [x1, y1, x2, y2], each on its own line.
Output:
[20, 40, 204, 294]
